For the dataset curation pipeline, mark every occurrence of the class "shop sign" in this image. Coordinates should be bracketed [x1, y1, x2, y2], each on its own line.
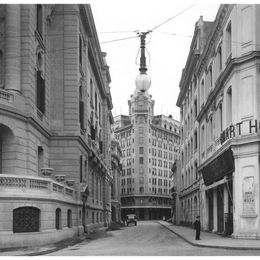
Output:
[220, 119, 259, 144]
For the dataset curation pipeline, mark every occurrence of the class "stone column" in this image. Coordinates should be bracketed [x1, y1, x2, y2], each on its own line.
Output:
[5, 5, 21, 92]
[223, 185, 229, 233]
[213, 188, 218, 232]
[223, 185, 228, 214]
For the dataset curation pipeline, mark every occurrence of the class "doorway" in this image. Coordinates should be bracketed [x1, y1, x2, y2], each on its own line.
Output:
[208, 189, 213, 231]
[217, 186, 224, 233]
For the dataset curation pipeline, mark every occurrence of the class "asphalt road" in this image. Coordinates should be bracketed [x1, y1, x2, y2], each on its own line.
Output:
[48, 221, 260, 256]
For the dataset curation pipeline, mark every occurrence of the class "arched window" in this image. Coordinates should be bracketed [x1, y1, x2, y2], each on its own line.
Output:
[13, 207, 40, 233]
[55, 208, 61, 230]
[67, 209, 72, 228]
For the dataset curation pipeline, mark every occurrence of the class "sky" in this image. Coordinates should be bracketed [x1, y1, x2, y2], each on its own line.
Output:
[86, 0, 221, 121]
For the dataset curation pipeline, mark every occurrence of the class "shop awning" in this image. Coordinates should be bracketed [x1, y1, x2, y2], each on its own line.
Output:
[201, 148, 234, 186]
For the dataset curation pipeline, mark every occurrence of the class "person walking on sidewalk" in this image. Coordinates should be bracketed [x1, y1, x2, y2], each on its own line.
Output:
[193, 216, 201, 240]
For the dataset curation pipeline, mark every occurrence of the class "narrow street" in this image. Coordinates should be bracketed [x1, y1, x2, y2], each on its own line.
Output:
[47, 221, 260, 256]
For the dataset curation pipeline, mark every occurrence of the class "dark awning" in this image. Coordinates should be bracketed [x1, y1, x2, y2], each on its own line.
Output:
[201, 148, 234, 186]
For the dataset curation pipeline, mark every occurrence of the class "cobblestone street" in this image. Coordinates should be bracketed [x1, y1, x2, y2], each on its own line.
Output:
[45, 221, 260, 256]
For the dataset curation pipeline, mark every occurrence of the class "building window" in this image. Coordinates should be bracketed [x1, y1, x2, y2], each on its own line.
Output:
[226, 87, 232, 125]
[79, 35, 82, 66]
[79, 85, 84, 130]
[201, 125, 205, 155]
[95, 92, 97, 113]
[208, 117, 213, 144]
[80, 155, 83, 183]
[218, 46, 222, 70]
[38, 146, 44, 175]
[13, 207, 40, 233]
[90, 79, 93, 105]
[92, 212, 95, 224]
[209, 65, 212, 88]
[139, 147, 144, 154]
[226, 22, 232, 59]
[98, 102, 101, 120]
[194, 100, 198, 118]
[36, 4, 43, 38]
[0, 50, 3, 88]
[36, 70, 45, 114]
[139, 187, 144, 193]
[201, 79, 204, 105]
[139, 157, 144, 164]
[67, 209, 72, 228]
[219, 104, 223, 132]
[55, 208, 62, 230]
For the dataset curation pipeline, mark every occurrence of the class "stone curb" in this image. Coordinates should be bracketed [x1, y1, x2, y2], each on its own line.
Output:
[158, 222, 260, 251]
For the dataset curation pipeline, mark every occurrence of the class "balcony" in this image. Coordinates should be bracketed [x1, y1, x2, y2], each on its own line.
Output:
[0, 174, 78, 201]
[0, 89, 25, 113]
[0, 89, 14, 103]
[87, 135, 107, 171]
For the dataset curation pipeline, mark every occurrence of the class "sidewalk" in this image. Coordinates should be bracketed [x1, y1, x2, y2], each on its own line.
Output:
[0, 227, 108, 256]
[158, 221, 260, 250]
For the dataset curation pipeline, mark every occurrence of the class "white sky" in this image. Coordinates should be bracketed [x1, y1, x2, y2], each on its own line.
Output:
[87, 0, 221, 121]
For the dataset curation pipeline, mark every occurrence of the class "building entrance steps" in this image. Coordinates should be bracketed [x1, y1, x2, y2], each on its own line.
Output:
[158, 221, 260, 250]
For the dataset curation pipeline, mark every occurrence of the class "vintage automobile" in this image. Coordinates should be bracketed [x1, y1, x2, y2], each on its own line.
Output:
[126, 214, 137, 226]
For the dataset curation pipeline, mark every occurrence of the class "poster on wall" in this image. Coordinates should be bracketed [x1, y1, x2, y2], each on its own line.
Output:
[242, 176, 256, 217]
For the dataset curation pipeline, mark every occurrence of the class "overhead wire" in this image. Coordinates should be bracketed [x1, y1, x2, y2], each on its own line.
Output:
[100, 35, 139, 44]
[4, 34, 260, 61]
[98, 30, 138, 34]
[149, 4, 197, 32]
[3, 5, 254, 61]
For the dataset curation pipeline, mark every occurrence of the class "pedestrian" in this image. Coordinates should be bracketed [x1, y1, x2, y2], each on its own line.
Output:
[193, 216, 201, 240]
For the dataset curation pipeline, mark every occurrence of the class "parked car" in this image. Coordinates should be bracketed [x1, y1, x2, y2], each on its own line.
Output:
[126, 214, 137, 226]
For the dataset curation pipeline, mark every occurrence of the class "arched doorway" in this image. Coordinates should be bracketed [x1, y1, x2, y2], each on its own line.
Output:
[111, 206, 116, 222]
[0, 124, 15, 174]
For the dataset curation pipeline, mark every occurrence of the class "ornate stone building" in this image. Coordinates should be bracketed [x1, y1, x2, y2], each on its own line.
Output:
[0, 4, 113, 248]
[178, 4, 260, 239]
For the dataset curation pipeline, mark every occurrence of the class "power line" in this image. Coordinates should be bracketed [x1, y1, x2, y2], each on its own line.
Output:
[98, 30, 138, 34]
[4, 33, 260, 61]
[159, 31, 192, 38]
[100, 35, 139, 44]
[150, 4, 197, 32]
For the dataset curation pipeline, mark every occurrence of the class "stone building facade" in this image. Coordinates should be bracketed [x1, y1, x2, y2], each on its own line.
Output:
[178, 4, 260, 239]
[176, 15, 213, 227]
[114, 86, 180, 220]
[170, 160, 181, 224]
[111, 133, 122, 222]
[0, 4, 113, 248]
